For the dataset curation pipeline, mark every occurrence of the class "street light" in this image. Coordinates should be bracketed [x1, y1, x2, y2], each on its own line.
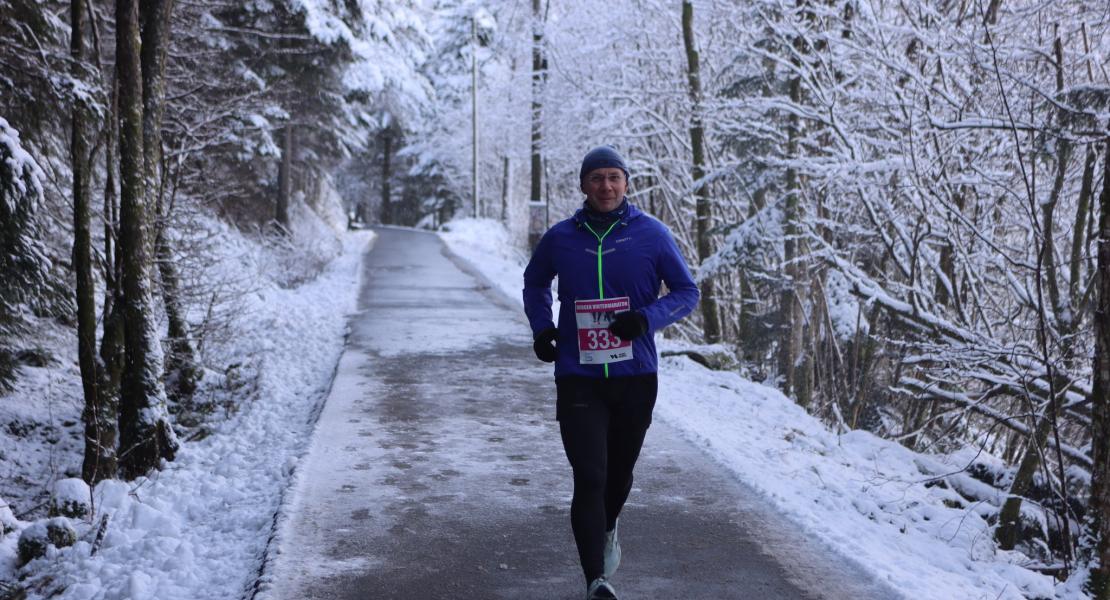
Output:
[472, 13, 479, 218]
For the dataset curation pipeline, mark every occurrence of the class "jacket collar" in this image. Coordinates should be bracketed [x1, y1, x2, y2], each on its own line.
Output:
[572, 198, 642, 228]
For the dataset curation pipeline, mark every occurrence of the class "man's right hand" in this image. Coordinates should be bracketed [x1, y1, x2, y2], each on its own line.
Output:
[533, 327, 558, 362]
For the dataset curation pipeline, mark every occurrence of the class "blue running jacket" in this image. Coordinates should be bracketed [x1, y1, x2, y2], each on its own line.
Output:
[523, 202, 700, 378]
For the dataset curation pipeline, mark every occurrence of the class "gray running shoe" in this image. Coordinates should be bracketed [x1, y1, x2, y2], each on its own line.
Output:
[603, 520, 621, 579]
[587, 577, 618, 599]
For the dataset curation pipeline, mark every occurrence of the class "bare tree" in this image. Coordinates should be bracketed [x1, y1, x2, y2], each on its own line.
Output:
[72, 0, 117, 484]
[1090, 139, 1110, 598]
[528, 0, 546, 249]
[381, 126, 393, 224]
[116, 0, 178, 479]
[682, 0, 722, 345]
[139, 0, 199, 403]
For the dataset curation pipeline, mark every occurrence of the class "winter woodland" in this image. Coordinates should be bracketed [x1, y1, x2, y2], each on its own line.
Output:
[2, 0, 1110, 597]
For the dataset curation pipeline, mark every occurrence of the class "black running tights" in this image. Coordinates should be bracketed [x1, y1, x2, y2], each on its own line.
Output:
[556, 374, 657, 583]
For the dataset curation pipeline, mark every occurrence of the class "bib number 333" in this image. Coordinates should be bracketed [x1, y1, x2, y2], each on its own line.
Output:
[574, 297, 634, 365]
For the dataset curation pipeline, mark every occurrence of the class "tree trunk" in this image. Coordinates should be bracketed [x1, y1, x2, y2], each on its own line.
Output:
[983, 0, 1003, 26]
[500, 155, 510, 223]
[681, 0, 721, 345]
[381, 127, 392, 224]
[97, 76, 124, 481]
[779, 7, 808, 403]
[104, 78, 118, 290]
[1088, 140, 1110, 598]
[996, 409, 1053, 550]
[359, 200, 370, 224]
[1070, 145, 1097, 312]
[1041, 31, 1068, 331]
[96, 294, 124, 479]
[72, 0, 115, 484]
[140, 0, 197, 403]
[933, 188, 966, 308]
[156, 200, 198, 402]
[157, 235, 198, 403]
[116, 0, 178, 479]
[140, 0, 173, 217]
[528, 0, 544, 249]
[276, 124, 292, 230]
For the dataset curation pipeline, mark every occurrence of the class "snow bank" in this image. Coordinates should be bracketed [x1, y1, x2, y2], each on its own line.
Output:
[439, 218, 530, 301]
[8, 227, 374, 600]
[438, 217, 1071, 600]
[654, 356, 1056, 600]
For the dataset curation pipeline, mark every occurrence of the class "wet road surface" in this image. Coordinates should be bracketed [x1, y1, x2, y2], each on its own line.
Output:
[264, 227, 895, 600]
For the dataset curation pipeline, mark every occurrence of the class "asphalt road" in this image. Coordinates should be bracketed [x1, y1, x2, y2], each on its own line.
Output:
[263, 227, 895, 600]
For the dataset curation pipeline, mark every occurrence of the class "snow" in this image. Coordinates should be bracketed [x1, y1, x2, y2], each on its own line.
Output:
[50, 479, 90, 517]
[654, 362, 1056, 599]
[0, 320, 87, 531]
[0, 500, 15, 532]
[825, 268, 870, 340]
[438, 217, 1077, 600]
[19, 518, 71, 546]
[699, 197, 784, 280]
[2, 220, 374, 600]
[438, 218, 532, 303]
[289, 0, 431, 107]
[0, 116, 45, 203]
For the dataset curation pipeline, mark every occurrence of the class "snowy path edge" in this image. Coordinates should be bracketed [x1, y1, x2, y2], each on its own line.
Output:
[245, 232, 377, 600]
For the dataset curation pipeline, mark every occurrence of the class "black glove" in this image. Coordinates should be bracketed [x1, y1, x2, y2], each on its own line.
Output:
[609, 311, 648, 341]
[533, 327, 558, 362]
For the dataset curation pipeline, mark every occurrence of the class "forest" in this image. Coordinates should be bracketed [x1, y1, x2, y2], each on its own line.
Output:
[2, 0, 1110, 597]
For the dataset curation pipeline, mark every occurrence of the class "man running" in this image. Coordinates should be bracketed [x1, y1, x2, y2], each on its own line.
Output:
[522, 146, 700, 600]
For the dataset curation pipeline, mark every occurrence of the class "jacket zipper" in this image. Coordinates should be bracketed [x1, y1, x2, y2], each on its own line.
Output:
[583, 221, 620, 378]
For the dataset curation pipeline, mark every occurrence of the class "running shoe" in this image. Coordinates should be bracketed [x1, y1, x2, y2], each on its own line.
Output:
[587, 577, 618, 599]
[603, 520, 621, 579]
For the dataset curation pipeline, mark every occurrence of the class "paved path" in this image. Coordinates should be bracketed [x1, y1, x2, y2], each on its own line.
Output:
[265, 227, 894, 600]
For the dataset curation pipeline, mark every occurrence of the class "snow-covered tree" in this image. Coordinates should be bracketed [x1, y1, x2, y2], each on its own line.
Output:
[0, 118, 58, 389]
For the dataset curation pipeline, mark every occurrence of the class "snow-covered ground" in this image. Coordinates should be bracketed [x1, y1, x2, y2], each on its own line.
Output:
[440, 217, 1077, 600]
[1, 215, 374, 599]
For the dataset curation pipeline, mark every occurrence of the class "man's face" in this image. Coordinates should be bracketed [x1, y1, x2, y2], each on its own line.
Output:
[581, 168, 627, 213]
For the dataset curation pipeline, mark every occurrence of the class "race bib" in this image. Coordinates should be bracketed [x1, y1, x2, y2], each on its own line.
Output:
[574, 297, 634, 365]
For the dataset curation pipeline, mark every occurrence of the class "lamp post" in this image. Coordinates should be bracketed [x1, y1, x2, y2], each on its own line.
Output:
[471, 13, 480, 218]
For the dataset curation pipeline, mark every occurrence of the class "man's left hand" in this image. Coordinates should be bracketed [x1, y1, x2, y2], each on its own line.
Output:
[609, 311, 648, 341]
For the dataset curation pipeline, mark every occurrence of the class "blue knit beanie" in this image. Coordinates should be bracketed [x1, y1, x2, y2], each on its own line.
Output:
[579, 146, 629, 182]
